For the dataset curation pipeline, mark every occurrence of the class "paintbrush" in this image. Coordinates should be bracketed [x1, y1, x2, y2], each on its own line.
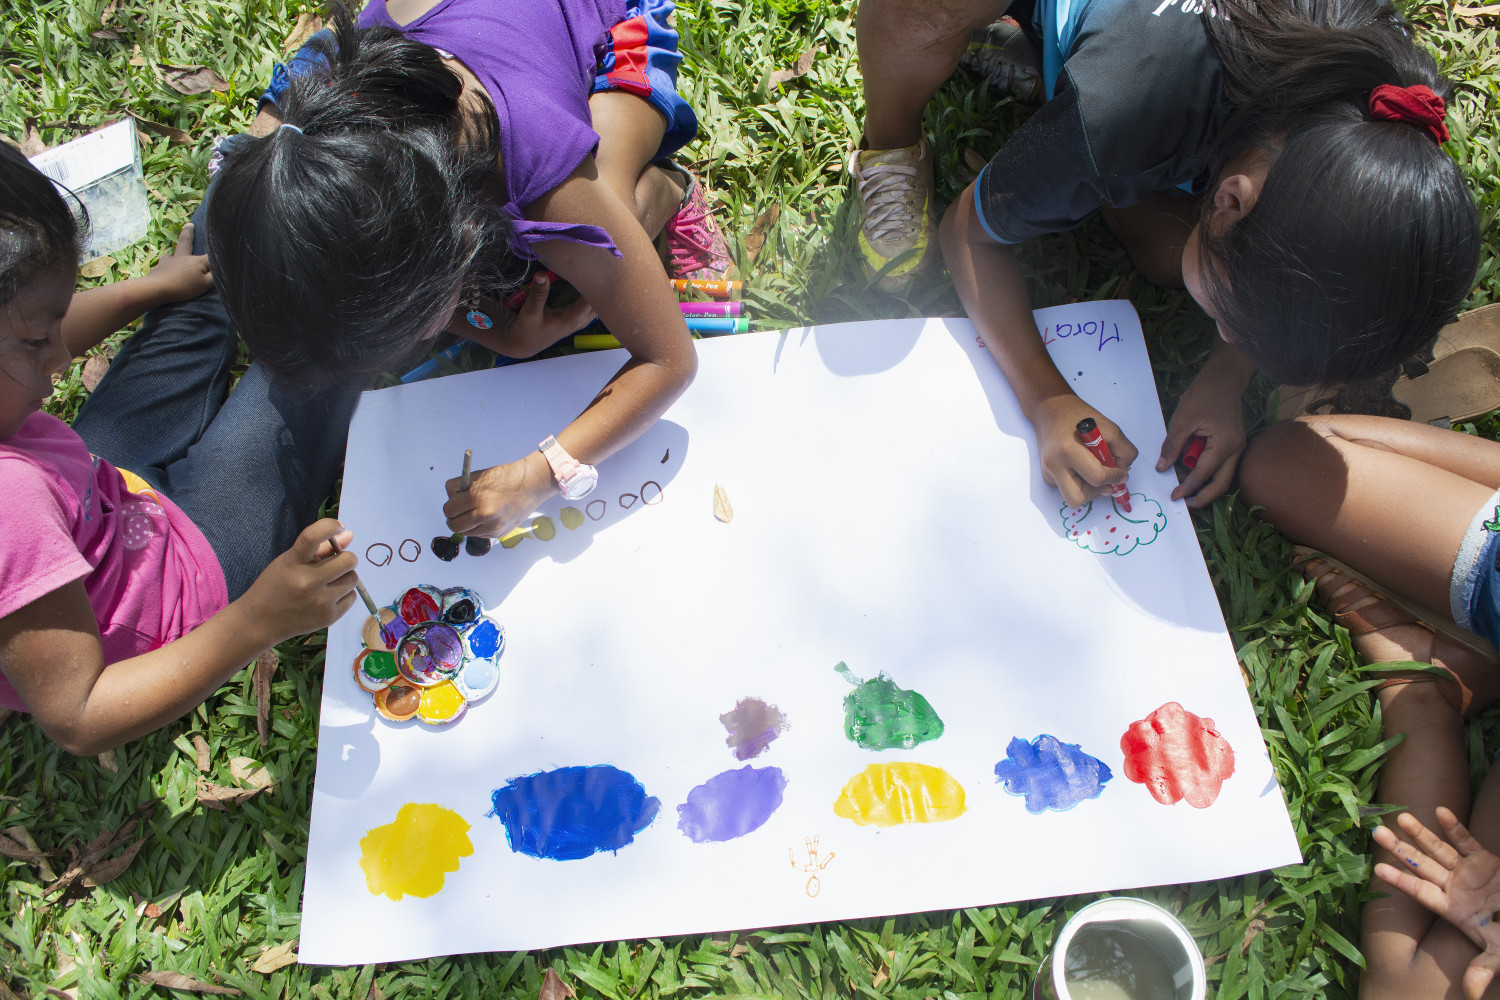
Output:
[329, 533, 401, 646]
[432, 450, 475, 562]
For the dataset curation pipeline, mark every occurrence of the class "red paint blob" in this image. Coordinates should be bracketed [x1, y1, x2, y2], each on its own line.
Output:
[1120, 702, 1235, 808]
[399, 587, 440, 625]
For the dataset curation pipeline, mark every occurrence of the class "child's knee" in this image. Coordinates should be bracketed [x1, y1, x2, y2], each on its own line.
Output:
[1239, 418, 1325, 507]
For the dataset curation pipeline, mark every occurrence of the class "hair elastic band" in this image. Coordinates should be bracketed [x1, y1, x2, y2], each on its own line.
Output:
[279, 122, 304, 135]
[1368, 84, 1449, 145]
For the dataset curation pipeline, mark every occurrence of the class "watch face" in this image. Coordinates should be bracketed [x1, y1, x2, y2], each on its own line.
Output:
[561, 468, 598, 501]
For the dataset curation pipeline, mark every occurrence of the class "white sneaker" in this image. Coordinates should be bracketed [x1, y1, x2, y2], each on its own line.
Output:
[849, 138, 938, 295]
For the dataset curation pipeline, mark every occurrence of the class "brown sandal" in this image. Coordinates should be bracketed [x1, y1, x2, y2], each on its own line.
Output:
[1292, 546, 1500, 717]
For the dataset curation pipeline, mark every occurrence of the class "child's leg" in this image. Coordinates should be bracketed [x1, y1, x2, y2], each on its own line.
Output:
[1241, 415, 1500, 617]
[1098, 191, 1202, 289]
[588, 90, 684, 238]
[857, 0, 1008, 150]
[72, 200, 237, 478]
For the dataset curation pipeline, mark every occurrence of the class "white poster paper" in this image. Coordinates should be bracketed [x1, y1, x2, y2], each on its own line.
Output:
[300, 303, 1300, 964]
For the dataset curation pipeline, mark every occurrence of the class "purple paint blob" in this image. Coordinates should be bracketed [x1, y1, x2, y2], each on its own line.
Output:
[676, 765, 787, 843]
[719, 698, 789, 760]
[993, 734, 1112, 814]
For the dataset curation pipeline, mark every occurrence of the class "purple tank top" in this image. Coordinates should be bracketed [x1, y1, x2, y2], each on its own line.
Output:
[360, 0, 626, 257]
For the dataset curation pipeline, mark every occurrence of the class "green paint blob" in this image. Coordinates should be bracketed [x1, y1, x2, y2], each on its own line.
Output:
[835, 662, 944, 750]
[363, 650, 398, 681]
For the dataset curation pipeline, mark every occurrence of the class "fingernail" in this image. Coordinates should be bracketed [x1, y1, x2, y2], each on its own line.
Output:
[1155, 460, 1168, 472]
[535, 275, 547, 285]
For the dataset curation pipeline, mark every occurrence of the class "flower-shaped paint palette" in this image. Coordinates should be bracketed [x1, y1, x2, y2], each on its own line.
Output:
[354, 585, 505, 726]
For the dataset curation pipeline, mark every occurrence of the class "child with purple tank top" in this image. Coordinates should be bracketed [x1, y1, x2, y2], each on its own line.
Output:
[207, 0, 731, 540]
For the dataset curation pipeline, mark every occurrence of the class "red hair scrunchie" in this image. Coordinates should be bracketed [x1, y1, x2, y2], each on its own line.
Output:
[1368, 83, 1450, 145]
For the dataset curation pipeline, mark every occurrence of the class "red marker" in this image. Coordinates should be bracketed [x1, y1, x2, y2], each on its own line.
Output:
[1075, 417, 1132, 512]
[1181, 435, 1207, 470]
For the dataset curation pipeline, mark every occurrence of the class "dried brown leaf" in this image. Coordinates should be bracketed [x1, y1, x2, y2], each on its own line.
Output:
[254, 648, 279, 747]
[133, 117, 191, 146]
[133, 971, 242, 995]
[81, 354, 111, 392]
[128, 44, 146, 67]
[96, 748, 118, 773]
[282, 12, 324, 51]
[91, 29, 122, 42]
[729, 943, 749, 958]
[769, 44, 824, 88]
[0, 831, 50, 865]
[229, 756, 273, 791]
[44, 987, 75, 999]
[963, 147, 988, 174]
[193, 734, 210, 772]
[743, 203, 781, 264]
[82, 835, 146, 886]
[538, 969, 575, 1000]
[251, 941, 298, 974]
[1453, 2, 1499, 23]
[365, 986, 384, 1000]
[134, 888, 182, 919]
[100, 0, 118, 24]
[78, 256, 115, 279]
[195, 779, 268, 809]
[19, 122, 47, 158]
[45, 805, 152, 897]
[713, 483, 734, 523]
[1240, 916, 1267, 955]
[0, 975, 23, 1000]
[3, 825, 56, 879]
[161, 65, 229, 95]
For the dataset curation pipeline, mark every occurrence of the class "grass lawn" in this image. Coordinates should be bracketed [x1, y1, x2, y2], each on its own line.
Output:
[3, 0, 1499, 997]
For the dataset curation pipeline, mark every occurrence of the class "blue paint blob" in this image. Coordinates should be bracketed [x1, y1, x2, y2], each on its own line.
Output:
[993, 734, 1112, 813]
[490, 765, 660, 860]
[467, 619, 503, 659]
[677, 765, 787, 843]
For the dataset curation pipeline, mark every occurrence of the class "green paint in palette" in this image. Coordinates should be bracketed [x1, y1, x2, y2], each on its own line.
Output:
[363, 650, 398, 681]
[834, 661, 944, 750]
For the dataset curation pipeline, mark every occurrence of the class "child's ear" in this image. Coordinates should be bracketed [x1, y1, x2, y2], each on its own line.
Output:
[1212, 173, 1260, 222]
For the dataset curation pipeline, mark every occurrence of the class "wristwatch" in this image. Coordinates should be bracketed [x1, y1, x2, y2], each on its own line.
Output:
[538, 435, 598, 500]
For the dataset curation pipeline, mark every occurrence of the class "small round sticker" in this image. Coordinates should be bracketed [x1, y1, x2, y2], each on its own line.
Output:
[466, 309, 493, 330]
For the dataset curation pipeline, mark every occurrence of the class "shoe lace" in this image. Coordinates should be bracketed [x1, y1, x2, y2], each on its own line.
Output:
[665, 188, 731, 276]
[857, 160, 919, 241]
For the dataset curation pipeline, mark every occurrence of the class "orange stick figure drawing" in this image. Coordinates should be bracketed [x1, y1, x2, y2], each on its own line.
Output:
[788, 835, 835, 897]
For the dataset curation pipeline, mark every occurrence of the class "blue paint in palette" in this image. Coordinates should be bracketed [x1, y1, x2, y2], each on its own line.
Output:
[993, 734, 1112, 813]
[490, 765, 660, 860]
[467, 619, 503, 659]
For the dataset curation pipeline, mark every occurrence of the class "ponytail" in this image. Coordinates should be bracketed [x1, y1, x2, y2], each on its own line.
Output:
[1194, 0, 1479, 385]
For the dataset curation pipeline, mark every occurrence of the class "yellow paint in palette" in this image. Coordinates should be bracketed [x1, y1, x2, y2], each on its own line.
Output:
[833, 762, 967, 827]
[417, 680, 467, 725]
[359, 803, 473, 900]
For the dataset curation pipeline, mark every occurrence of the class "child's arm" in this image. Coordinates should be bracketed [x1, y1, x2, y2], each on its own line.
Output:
[939, 181, 1137, 508]
[62, 226, 213, 357]
[1373, 808, 1500, 1000]
[0, 520, 356, 755]
[443, 161, 697, 538]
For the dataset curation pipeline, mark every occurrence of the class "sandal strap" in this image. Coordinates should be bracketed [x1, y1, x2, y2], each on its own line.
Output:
[1334, 597, 1424, 636]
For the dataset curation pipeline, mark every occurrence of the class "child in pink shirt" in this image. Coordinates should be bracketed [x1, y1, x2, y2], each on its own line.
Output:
[0, 141, 359, 753]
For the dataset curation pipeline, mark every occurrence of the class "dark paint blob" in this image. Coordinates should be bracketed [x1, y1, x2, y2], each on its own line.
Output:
[431, 535, 460, 562]
[835, 662, 944, 751]
[993, 734, 1112, 813]
[465, 535, 493, 557]
[719, 697, 789, 760]
[442, 598, 478, 625]
[490, 765, 660, 860]
[661, 449, 669, 463]
[677, 766, 787, 843]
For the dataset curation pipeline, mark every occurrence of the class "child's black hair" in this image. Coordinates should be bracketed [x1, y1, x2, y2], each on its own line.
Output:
[0, 140, 85, 308]
[206, 1, 522, 391]
[1197, 0, 1480, 386]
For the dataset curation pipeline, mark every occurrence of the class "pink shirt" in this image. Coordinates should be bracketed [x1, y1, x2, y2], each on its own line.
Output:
[0, 413, 228, 712]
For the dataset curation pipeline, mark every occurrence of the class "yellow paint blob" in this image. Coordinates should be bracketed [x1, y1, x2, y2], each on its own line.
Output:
[499, 525, 529, 549]
[359, 802, 473, 900]
[531, 515, 557, 541]
[559, 506, 585, 530]
[833, 762, 967, 827]
[417, 681, 466, 724]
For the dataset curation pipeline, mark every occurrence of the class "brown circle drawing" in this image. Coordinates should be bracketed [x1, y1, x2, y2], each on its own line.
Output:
[619, 493, 638, 510]
[640, 481, 663, 505]
[398, 539, 422, 562]
[586, 499, 607, 521]
[365, 543, 393, 567]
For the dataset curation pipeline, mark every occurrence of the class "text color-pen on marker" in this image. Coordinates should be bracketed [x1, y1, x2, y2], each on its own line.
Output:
[1075, 418, 1132, 512]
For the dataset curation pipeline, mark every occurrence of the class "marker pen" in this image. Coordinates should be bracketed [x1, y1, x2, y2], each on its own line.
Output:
[680, 301, 743, 317]
[1181, 436, 1207, 470]
[1075, 417, 1132, 512]
[672, 279, 742, 298]
[686, 316, 749, 336]
[574, 333, 622, 350]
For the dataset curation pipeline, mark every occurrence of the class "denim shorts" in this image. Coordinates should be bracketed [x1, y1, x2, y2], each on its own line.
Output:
[1451, 487, 1500, 648]
[590, 0, 698, 160]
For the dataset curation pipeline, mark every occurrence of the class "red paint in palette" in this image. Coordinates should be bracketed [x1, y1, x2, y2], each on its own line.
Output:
[399, 587, 441, 625]
[1120, 702, 1234, 808]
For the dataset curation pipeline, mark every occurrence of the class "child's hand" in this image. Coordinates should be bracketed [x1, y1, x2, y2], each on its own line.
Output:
[1374, 808, 1500, 1000]
[451, 274, 595, 359]
[1032, 394, 1137, 508]
[1155, 365, 1246, 508]
[239, 519, 359, 641]
[443, 455, 557, 538]
[143, 224, 214, 304]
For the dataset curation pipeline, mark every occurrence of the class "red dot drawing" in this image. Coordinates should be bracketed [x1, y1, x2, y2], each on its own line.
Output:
[1059, 494, 1166, 557]
[1120, 702, 1235, 808]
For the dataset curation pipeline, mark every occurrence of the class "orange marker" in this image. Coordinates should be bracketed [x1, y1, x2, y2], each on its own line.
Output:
[672, 279, 741, 298]
[1075, 418, 1132, 513]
